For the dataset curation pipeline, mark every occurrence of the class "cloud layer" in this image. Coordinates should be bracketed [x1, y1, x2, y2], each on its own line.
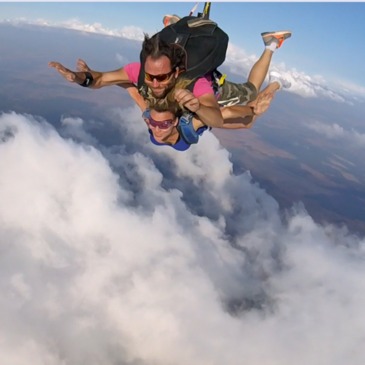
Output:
[306, 121, 365, 147]
[1, 110, 365, 365]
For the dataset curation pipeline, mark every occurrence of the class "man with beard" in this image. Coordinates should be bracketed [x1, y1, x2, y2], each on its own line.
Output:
[49, 21, 291, 129]
[49, 33, 225, 128]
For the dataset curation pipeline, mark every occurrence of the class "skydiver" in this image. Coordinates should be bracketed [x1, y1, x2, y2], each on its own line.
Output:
[70, 58, 291, 150]
[49, 34, 224, 129]
[141, 71, 291, 150]
[49, 23, 291, 130]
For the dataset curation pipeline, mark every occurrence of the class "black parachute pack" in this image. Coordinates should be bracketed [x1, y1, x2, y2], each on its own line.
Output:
[137, 15, 229, 94]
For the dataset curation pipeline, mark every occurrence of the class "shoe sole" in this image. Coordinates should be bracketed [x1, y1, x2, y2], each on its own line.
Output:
[261, 30, 292, 38]
[261, 31, 292, 48]
[163, 14, 181, 26]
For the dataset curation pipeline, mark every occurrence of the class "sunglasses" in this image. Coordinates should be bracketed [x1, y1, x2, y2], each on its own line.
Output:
[142, 109, 175, 130]
[145, 70, 175, 83]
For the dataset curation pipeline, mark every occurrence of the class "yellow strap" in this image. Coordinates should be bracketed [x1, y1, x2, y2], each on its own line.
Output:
[203, 2, 211, 17]
[218, 73, 226, 86]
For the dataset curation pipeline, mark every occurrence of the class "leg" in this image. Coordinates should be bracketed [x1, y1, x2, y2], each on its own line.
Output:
[247, 30, 292, 93]
[246, 49, 274, 93]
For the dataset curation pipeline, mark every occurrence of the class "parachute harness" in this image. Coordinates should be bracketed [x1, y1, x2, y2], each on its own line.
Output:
[177, 113, 200, 144]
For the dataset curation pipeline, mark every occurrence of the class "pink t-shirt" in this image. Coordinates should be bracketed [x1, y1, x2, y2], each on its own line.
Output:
[124, 62, 213, 97]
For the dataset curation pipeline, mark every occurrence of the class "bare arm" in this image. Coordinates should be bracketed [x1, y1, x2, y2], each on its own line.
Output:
[49, 59, 147, 111]
[48, 59, 132, 89]
[126, 86, 147, 112]
[88, 68, 131, 88]
[188, 100, 256, 130]
[219, 90, 277, 129]
[221, 105, 255, 120]
[74, 59, 147, 111]
[195, 93, 224, 127]
[174, 89, 224, 128]
[220, 105, 257, 128]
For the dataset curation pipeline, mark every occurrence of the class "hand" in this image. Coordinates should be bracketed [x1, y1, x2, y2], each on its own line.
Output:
[48, 61, 78, 83]
[174, 89, 200, 113]
[251, 91, 275, 116]
[76, 59, 91, 72]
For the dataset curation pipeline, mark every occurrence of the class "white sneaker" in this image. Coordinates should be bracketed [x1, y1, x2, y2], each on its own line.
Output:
[269, 71, 291, 89]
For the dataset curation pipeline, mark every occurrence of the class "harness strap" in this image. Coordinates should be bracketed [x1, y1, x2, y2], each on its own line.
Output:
[177, 113, 199, 144]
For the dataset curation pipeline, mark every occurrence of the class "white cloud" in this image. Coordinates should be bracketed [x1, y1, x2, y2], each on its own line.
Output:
[307, 121, 365, 147]
[225, 42, 364, 103]
[1, 110, 365, 365]
[328, 77, 365, 102]
[1, 17, 144, 41]
[284, 70, 349, 102]
[224, 43, 259, 76]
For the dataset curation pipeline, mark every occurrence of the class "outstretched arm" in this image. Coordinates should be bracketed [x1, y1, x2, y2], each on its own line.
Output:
[49, 59, 147, 111]
[48, 59, 131, 89]
[75, 59, 147, 111]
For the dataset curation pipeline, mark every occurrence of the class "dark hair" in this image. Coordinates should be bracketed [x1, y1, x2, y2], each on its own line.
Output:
[141, 33, 186, 71]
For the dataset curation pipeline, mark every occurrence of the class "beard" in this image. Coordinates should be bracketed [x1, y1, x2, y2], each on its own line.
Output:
[149, 80, 176, 98]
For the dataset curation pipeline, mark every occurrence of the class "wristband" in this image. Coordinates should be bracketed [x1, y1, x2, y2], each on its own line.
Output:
[80, 72, 93, 87]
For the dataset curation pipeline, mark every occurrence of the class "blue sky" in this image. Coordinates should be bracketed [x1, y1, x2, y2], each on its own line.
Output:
[1, 1, 365, 93]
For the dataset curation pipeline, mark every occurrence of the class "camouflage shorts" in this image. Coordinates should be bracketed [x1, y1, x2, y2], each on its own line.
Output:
[217, 81, 258, 107]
